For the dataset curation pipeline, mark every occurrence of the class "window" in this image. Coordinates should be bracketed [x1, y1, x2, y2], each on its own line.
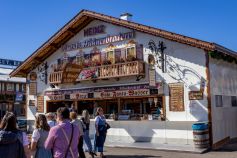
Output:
[22, 84, 26, 92]
[16, 84, 19, 92]
[106, 50, 115, 64]
[215, 95, 223, 107]
[231, 96, 237, 107]
[126, 46, 136, 61]
[6, 83, 14, 91]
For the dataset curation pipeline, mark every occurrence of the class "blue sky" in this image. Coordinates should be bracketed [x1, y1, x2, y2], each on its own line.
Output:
[0, 0, 236, 61]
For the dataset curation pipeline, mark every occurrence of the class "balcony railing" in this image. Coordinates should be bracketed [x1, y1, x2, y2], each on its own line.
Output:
[49, 71, 63, 84]
[49, 61, 145, 84]
[77, 61, 145, 81]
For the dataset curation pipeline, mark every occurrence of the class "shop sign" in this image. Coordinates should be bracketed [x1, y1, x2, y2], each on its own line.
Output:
[189, 91, 203, 100]
[84, 25, 105, 37]
[15, 92, 23, 101]
[0, 58, 21, 66]
[94, 89, 150, 98]
[48, 95, 65, 100]
[70, 93, 88, 99]
[62, 31, 135, 52]
[45, 84, 150, 96]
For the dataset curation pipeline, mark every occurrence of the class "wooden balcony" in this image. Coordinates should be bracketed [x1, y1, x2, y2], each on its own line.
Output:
[77, 61, 145, 81]
[49, 63, 83, 84]
[49, 71, 63, 84]
[49, 61, 145, 84]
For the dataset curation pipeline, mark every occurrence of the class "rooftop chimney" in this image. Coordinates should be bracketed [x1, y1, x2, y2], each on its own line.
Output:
[120, 13, 133, 21]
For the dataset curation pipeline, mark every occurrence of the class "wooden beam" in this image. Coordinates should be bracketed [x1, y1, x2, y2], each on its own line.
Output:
[50, 43, 60, 50]
[67, 28, 77, 36]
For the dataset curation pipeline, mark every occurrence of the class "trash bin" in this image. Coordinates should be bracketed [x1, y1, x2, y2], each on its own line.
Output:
[192, 122, 209, 148]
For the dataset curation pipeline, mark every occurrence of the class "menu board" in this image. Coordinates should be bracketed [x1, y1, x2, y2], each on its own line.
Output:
[169, 83, 184, 111]
[37, 96, 44, 113]
[29, 82, 37, 96]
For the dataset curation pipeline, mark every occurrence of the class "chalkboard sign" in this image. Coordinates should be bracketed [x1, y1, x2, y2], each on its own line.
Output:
[169, 83, 184, 111]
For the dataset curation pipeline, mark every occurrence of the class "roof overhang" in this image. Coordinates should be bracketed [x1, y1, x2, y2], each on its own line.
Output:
[10, 10, 237, 77]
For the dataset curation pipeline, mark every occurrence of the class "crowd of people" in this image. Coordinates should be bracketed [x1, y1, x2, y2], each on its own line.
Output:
[0, 106, 110, 158]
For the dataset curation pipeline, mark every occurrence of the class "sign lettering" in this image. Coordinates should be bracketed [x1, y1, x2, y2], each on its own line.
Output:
[84, 25, 105, 37]
[0, 58, 21, 66]
[62, 31, 135, 52]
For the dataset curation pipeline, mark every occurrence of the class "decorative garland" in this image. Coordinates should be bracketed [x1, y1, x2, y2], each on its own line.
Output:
[208, 51, 237, 64]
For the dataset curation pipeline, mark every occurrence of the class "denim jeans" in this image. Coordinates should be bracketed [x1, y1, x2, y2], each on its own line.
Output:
[83, 130, 93, 152]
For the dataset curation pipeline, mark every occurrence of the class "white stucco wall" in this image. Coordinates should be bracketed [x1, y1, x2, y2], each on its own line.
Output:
[210, 58, 237, 144]
[25, 20, 208, 124]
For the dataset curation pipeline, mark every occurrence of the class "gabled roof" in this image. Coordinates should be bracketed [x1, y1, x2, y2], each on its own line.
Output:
[10, 10, 237, 77]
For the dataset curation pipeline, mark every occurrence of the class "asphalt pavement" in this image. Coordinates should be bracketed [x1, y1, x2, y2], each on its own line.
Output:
[85, 144, 237, 158]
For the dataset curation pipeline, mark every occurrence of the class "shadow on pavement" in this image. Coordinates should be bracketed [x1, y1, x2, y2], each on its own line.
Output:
[105, 155, 161, 158]
[214, 141, 237, 152]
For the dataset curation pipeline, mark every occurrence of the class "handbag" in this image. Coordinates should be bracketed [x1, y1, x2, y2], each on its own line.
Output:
[105, 122, 110, 130]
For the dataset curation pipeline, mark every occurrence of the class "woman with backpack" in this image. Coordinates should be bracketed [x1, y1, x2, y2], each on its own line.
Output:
[31, 114, 52, 158]
[0, 112, 30, 158]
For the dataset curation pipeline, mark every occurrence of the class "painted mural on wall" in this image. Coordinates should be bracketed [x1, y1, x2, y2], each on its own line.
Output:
[37, 62, 48, 84]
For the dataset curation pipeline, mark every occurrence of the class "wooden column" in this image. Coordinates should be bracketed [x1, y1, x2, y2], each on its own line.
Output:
[74, 101, 78, 114]
[162, 95, 166, 120]
[117, 98, 121, 113]
[205, 51, 213, 147]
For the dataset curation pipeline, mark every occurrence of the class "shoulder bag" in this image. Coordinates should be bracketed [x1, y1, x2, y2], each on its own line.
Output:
[60, 123, 74, 158]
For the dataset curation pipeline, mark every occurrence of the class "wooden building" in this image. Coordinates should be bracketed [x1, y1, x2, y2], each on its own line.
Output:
[10, 10, 237, 148]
